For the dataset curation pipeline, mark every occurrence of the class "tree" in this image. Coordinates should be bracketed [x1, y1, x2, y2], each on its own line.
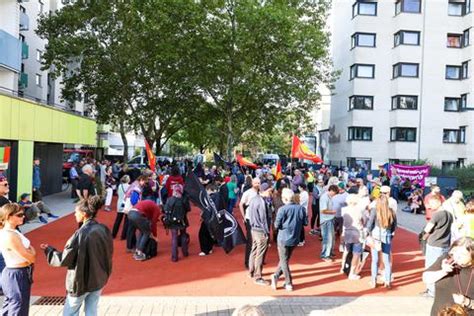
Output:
[37, 0, 205, 154]
[191, 0, 333, 160]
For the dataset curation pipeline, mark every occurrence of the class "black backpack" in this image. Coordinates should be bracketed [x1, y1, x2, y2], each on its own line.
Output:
[163, 197, 186, 228]
[144, 238, 158, 259]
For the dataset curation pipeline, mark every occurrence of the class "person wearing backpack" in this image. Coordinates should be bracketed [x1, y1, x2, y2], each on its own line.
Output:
[163, 184, 190, 262]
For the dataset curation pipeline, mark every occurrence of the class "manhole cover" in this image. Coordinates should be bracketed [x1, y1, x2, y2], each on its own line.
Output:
[33, 296, 66, 306]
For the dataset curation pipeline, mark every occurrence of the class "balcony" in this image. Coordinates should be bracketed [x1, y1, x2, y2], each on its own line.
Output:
[18, 73, 28, 89]
[0, 30, 21, 72]
[19, 11, 29, 31]
[21, 41, 28, 59]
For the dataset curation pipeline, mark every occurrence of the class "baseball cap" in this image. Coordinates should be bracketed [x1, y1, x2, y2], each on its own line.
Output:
[337, 182, 345, 189]
[20, 193, 30, 200]
[380, 186, 391, 194]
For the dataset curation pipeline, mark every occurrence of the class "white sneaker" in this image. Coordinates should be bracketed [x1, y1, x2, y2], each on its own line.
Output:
[297, 242, 305, 247]
[199, 252, 207, 256]
[348, 274, 361, 280]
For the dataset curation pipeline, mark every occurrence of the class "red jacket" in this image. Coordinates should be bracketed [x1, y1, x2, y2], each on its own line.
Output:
[134, 200, 161, 237]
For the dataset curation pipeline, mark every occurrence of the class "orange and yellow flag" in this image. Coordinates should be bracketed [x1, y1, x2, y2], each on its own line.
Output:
[144, 139, 156, 172]
[291, 135, 323, 164]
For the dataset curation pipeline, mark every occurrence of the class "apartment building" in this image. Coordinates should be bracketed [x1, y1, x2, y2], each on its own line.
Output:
[0, 0, 85, 113]
[329, 0, 474, 170]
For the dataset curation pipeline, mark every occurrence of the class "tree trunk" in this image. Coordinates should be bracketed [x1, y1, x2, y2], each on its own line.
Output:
[226, 115, 234, 161]
[119, 121, 129, 162]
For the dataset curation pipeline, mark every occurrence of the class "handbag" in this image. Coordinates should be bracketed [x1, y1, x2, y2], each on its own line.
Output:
[366, 235, 382, 252]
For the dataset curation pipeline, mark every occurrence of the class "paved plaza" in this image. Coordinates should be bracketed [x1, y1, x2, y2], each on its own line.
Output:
[1, 192, 433, 315]
[22, 296, 433, 316]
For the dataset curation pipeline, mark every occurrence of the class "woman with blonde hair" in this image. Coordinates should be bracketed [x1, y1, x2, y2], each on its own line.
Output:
[0, 203, 36, 316]
[366, 194, 397, 288]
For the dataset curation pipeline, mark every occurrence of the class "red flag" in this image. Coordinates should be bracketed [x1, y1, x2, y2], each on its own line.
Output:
[144, 140, 156, 172]
[236, 154, 257, 169]
[291, 135, 323, 164]
[272, 160, 282, 180]
[2, 147, 10, 163]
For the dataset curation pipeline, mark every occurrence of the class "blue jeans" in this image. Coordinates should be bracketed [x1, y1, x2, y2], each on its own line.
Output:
[371, 241, 392, 285]
[320, 219, 335, 259]
[425, 244, 449, 295]
[127, 211, 151, 252]
[390, 185, 400, 202]
[0, 253, 5, 292]
[63, 289, 102, 316]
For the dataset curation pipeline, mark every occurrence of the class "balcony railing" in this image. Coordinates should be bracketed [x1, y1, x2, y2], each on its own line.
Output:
[18, 73, 28, 90]
[0, 30, 21, 72]
[21, 41, 28, 59]
[20, 11, 29, 31]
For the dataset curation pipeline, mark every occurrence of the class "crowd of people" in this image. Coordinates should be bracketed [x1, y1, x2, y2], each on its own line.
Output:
[0, 158, 473, 315]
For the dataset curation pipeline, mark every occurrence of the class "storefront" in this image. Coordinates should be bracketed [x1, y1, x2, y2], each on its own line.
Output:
[0, 94, 96, 201]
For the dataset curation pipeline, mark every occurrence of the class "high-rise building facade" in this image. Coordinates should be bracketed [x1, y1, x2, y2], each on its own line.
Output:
[0, 0, 85, 114]
[329, 0, 474, 170]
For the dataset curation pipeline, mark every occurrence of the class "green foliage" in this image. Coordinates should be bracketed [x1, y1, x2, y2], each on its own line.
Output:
[38, 1, 333, 157]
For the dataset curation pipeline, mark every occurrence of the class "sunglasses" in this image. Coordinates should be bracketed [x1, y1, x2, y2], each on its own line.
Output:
[14, 213, 25, 218]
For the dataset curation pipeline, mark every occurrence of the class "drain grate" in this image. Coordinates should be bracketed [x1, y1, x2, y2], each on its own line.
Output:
[33, 296, 66, 306]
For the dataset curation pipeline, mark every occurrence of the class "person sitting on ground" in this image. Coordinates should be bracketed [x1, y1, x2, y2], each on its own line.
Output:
[18, 193, 58, 221]
[18, 193, 48, 224]
[409, 189, 424, 215]
[341, 194, 366, 280]
[423, 237, 474, 316]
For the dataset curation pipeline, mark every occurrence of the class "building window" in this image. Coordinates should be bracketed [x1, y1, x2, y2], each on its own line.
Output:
[391, 127, 417, 142]
[462, 61, 469, 79]
[19, 5, 26, 13]
[352, 1, 378, 17]
[39, 0, 44, 13]
[461, 93, 470, 110]
[393, 63, 419, 78]
[395, 0, 421, 14]
[394, 30, 420, 46]
[347, 157, 371, 170]
[446, 65, 462, 79]
[447, 34, 463, 48]
[448, 0, 467, 16]
[389, 159, 416, 165]
[36, 50, 42, 62]
[443, 127, 466, 143]
[464, 28, 470, 46]
[349, 95, 374, 110]
[348, 127, 373, 141]
[35, 74, 42, 86]
[392, 95, 418, 110]
[445, 97, 461, 111]
[351, 32, 376, 48]
[350, 64, 375, 79]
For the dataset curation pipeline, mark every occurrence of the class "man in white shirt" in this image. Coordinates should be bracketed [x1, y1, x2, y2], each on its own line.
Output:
[239, 177, 260, 269]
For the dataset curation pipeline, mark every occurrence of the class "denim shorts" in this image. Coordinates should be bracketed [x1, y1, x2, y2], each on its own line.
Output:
[345, 242, 363, 254]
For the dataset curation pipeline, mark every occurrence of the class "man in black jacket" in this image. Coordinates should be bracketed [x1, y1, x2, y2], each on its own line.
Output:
[41, 196, 113, 315]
